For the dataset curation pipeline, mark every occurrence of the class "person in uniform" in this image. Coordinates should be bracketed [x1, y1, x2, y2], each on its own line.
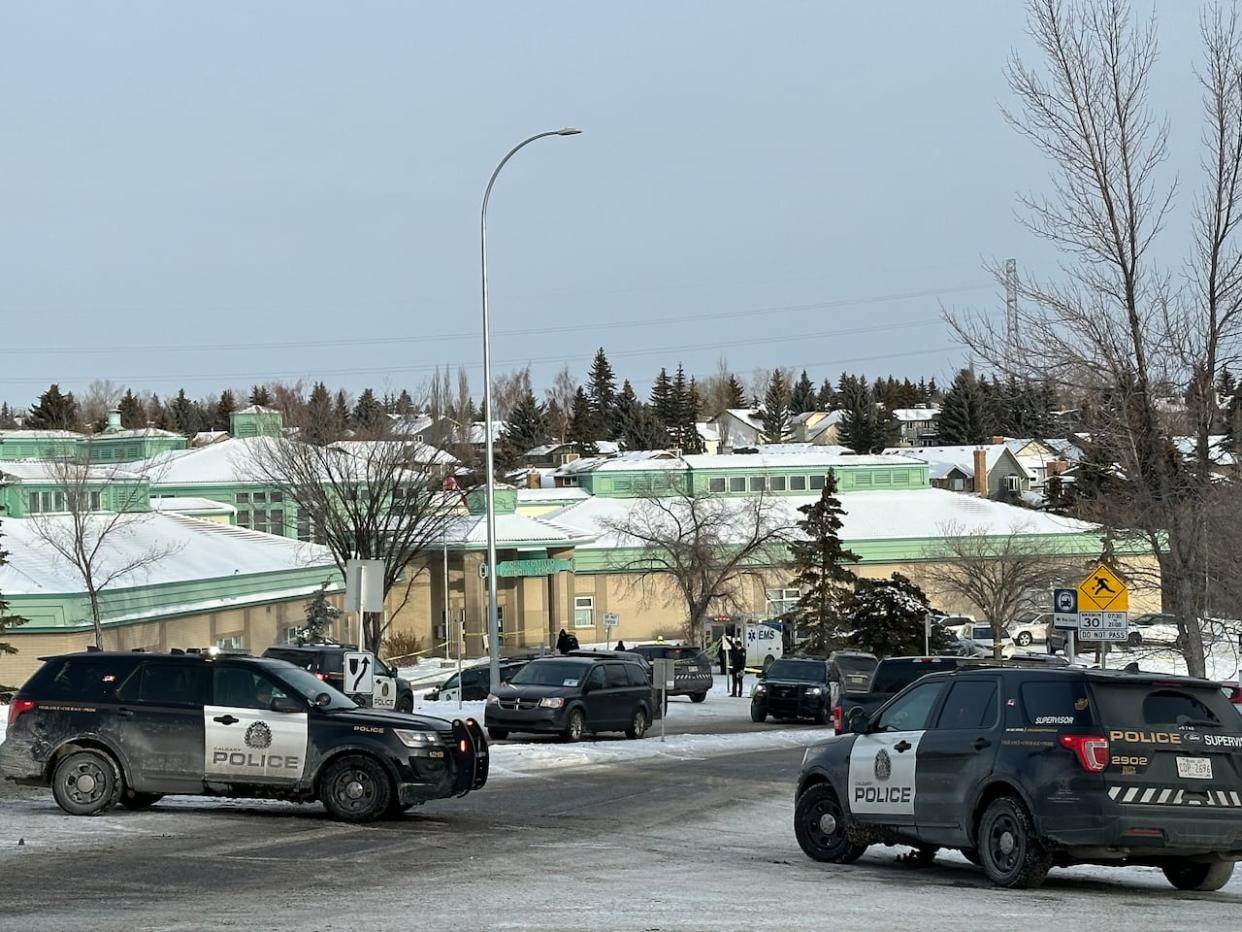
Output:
[729, 638, 747, 697]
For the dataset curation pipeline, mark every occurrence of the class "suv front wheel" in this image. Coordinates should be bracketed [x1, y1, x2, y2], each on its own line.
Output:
[52, 749, 123, 816]
[319, 754, 392, 823]
[794, 784, 867, 864]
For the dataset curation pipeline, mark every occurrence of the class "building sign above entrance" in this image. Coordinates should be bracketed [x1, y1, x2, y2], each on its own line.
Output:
[495, 558, 574, 578]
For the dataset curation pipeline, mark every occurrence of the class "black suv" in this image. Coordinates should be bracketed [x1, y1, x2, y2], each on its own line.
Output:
[0, 650, 488, 822]
[425, 660, 530, 702]
[795, 666, 1242, 891]
[262, 643, 415, 712]
[628, 644, 714, 702]
[484, 655, 655, 742]
[751, 658, 833, 724]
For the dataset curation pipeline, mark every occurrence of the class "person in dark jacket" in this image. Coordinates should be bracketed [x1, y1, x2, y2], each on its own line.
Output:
[729, 640, 747, 697]
[557, 629, 572, 655]
[566, 631, 580, 651]
[615, 640, 626, 651]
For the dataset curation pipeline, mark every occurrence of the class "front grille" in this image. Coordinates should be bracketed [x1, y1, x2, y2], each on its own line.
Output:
[497, 698, 541, 711]
[772, 686, 798, 699]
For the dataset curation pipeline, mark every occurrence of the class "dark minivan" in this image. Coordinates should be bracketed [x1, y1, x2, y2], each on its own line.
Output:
[484, 655, 655, 742]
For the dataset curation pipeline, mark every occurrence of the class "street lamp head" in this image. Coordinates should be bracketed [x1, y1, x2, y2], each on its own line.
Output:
[557, 127, 582, 136]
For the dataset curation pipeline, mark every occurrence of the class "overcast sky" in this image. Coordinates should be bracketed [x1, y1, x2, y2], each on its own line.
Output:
[0, 2, 1209, 407]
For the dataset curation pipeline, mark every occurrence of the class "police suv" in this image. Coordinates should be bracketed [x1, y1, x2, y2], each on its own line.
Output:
[0, 649, 488, 823]
[795, 666, 1242, 891]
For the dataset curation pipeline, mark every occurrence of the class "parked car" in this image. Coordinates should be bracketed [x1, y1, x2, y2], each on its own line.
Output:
[826, 650, 879, 696]
[262, 643, 414, 712]
[628, 644, 714, 702]
[832, 656, 989, 733]
[751, 658, 833, 724]
[484, 655, 656, 742]
[424, 659, 529, 702]
[1010, 612, 1049, 647]
[954, 623, 1016, 656]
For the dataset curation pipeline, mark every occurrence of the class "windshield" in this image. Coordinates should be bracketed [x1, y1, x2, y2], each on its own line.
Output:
[764, 660, 824, 683]
[273, 665, 357, 710]
[510, 661, 588, 688]
[832, 655, 877, 676]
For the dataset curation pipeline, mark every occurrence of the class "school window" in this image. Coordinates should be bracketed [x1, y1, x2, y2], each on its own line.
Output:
[236, 492, 250, 504]
[765, 588, 800, 616]
[809, 475, 826, 490]
[749, 476, 766, 492]
[297, 513, 312, 542]
[279, 625, 302, 645]
[253, 491, 267, 505]
[237, 510, 251, 528]
[728, 477, 746, 492]
[855, 473, 873, 488]
[708, 477, 726, 493]
[90, 491, 102, 510]
[769, 476, 786, 491]
[270, 490, 283, 504]
[613, 478, 632, 492]
[216, 634, 244, 650]
[789, 475, 807, 491]
[39, 491, 65, 512]
[27, 492, 39, 513]
[269, 509, 285, 536]
[574, 596, 594, 628]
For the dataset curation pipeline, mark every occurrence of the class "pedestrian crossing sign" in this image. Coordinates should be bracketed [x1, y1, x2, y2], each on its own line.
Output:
[1077, 565, 1128, 612]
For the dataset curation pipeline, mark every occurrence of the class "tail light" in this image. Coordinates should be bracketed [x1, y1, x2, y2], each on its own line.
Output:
[1059, 734, 1110, 772]
[315, 673, 328, 681]
[833, 705, 843, 734]
[7, 699, 37, 727]
[1225, 684, 1242, 706]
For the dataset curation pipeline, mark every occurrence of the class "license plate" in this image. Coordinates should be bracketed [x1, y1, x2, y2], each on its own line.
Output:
[1177, 756, 1213, 780]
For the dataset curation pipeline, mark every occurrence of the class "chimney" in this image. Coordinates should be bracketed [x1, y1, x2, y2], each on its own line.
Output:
[106, 409, 122, 432]
[526, 471, 541, 489]
[1048, 458, 1068, 477]
[973, 447, 988, 496]
[990, 435, 1006, 445]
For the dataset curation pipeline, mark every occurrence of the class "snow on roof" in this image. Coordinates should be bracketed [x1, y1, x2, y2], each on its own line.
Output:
[515, 487, 591, 503]
[574, 450, 923, 473]
[1172, 435, 1234, 466]
[190, 430, 229, 446]
[389, 413, 433, 435]
[234, 404, 280, 415]
[719, 409, 764, 430]
[468, 421, 507, 445]
[696, 421, 720, 443]
[883, 444, 1014, 473]
[550, 488, 1094, 551]
[927, 461, 969, 480]
[0, 429, 84, 440]
[556, 450, 677, 476]
[1043, 438, 1086, 462]
[437, 511, 594, 547]
[130, 437, 271, 485]
[727, 443, 852, 456]
[0, 512, 335, 596]
[891, 407, 940, 422]
[99, 427, 183, 440]
[329, 439, 458, 467]
[0, 462, 144, 482]
[148, 497, 237, 515]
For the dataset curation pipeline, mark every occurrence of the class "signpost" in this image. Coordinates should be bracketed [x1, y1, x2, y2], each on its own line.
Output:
[603, 611, 619, 639]
[1052, 587, 1079, 664]
[345, 559, 385, 651]
[652, 658, 675, 743]
[343, 650, 375, 696]
[1075, 566, 1129, 669]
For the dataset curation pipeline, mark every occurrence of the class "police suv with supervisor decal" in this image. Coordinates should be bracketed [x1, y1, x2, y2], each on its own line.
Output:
[0, 649, 488, 822]
[795, 666, 1242, 891]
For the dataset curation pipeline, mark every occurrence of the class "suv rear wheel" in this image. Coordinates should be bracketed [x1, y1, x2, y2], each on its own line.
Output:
[396, 695, 414, 713]
[52, 749, 123, 816]
[977, 796, 1052, 889]
[690, 692, 707, 703]
[625, 708, 648, 740]
[794, 784, 867, 864]
[1015, 631, 1033, 647]
[319, 754, 392, 823]
[1162, 860, 1235, 891]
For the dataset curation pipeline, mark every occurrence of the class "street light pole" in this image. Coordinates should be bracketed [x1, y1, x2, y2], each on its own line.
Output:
[481, 128, 581, 694]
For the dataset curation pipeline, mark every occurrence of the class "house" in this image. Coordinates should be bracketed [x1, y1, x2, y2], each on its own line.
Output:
[709, 409, 765, 449]
[1003, 438, 1066, 484]
[524, 441, 620, 470]
[890, 406, 941, 448]
[885, 443, 1030, 499]
[789, 411, 843, 445]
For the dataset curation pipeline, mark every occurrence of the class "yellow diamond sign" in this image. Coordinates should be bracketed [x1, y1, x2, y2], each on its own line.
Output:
[1078, 564, 1128, 613]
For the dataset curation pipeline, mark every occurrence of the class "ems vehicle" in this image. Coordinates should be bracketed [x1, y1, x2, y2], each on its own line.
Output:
[0, 650, 488, 822]
[795, 666, 1242, 890]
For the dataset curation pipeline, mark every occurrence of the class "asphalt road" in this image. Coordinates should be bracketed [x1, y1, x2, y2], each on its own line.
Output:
[4, 742, 1242, 931]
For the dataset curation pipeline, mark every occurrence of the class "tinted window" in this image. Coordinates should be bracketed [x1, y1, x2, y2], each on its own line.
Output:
[764, 660, 826, 683]
[213, 667, 292, 711]
[264, 649, 313, 671]
[585, 666, 606, 690]
[318, 653, 344, 675]
[274, 665, 355, 710]
[1019, 679, 1094, 726]
[119, 663, 208, 707]
[510, 661, 588, 688]
[38, 659, 132, 701]
[934, 680, 998, 730]
[876, 681, 944, 732]
[605, 665, 629, 688]
[624, 664, 648, 687]
[1094, 684, 1232, 728]
[871, 659, 958, 694]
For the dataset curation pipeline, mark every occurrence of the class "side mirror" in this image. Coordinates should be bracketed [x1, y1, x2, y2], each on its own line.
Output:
[846, 706, 869, 734]
[271, 695, 305, 714]
[314, 692, 333, 708]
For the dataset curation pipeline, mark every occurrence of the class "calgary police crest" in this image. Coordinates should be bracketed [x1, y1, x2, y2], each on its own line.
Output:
[874, 748, 892, 781]
[244, 721, 273, 750]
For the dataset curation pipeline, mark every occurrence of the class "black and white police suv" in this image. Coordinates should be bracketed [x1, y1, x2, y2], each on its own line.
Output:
[0, 649, 488, 822]
[794, 666, 1242, 891]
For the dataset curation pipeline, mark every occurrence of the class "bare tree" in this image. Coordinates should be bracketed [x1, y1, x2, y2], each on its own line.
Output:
[922, 523, 1076, 659]
[600, 485, 795, 642]
[247, 430, 457, 652]
[28, 451, 181, 648]
[947, 0, 1242, 675]
[80, 380, 124, 433]
[545, 364, 577, 441]
[491, 367, 533, 423]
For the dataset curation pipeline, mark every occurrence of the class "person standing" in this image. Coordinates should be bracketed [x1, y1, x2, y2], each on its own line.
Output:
[729, 638, 747, 697]
[556, 628, 571, 655]
[716, 636, 729, 677]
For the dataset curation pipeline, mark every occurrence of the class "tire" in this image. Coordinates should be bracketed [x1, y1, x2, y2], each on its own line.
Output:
[794, 784, 867, 864]
[1016, 632, 1033, 647]
[396, 695, 414, 713]
[625, 708, 649, 740]
[51, 749, 123, 816]
[690, 692, 707, 704]
[1162, 860, 1235, 891]
[563, 709, 586, 743]
[976, 796, 1052, 889]
[813, 705, 828, 726]
[750, 701, 767, 724]
[118, 791, 164, 811]
[319, 754, 393, 823]
[487, 727, 509, 741]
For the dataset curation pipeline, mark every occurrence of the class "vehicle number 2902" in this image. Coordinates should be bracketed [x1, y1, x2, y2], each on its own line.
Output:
[1111, 755, 1148, 767]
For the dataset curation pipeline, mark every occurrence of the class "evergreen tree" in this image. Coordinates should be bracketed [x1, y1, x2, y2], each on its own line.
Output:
[248, 384, 272, 407]
[838, 378, 886, 453]
[615, 380, 641, 434]
[145, 393, 171, 430]
[938, 369, 990, 444]
[586, 347, 618, 440]
[25, 383, 78, 431]
[304, 381, 337, 445]
[0, 403, 15, 429]
[118, 389, 144, 429]
[667, 365, 696, 451]
[817, 378, 837, 410]
[927, 377, 941, 401]
[353, 388, 385, 432]
[214, 390, 236, 431]
[396, 389, 414, 415]
[0, 521, 26, 662]
[334, 390, 351, 432]
[168, 389, 200, 436]
[845, 574, 949, 657]
[497, 387, 550, 468]
[299, 581, 341, 644]
[681, 378, 704, 453]
[546, 398, 568, 442]
[566, 388, 598, 456]
[618, 402, 671, 451]
[760, 370, 792, 442]
[725, 374, 747, 409]
[790, 370, 817, 414]
[650, 368, 675, 430]
[785, 472, 859, 652]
